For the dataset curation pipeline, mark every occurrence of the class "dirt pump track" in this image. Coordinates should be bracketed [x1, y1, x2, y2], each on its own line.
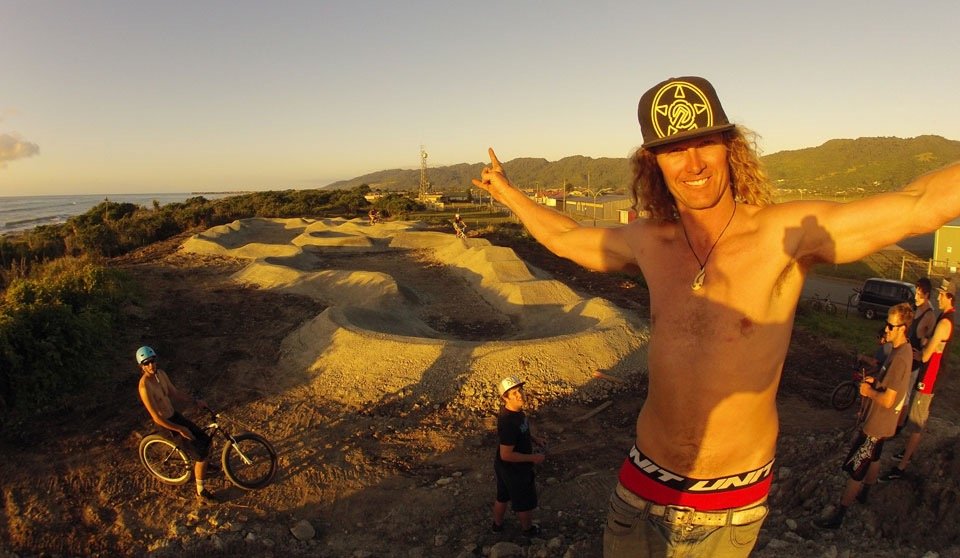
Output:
[4, 217, 960, 557]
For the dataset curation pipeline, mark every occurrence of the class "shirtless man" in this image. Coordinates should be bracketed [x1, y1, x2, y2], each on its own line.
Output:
[472, 76, 960, 557]
[136, 345, 216, 501]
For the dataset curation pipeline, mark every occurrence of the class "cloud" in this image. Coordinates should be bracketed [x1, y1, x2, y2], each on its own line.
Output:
[0, 133, 40, 166]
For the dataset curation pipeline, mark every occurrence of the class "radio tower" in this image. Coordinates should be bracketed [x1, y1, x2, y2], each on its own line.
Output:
[418, 145, 429, 198]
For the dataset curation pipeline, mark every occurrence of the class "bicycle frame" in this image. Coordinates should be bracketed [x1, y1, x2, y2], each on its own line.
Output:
[202, 413, 259, 467]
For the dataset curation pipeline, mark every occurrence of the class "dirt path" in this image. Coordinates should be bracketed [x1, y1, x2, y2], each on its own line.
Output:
[3, 224, 960, 557]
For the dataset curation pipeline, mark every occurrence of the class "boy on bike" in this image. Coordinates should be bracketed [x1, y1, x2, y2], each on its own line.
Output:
[452, 213, 467, 238]
[136, 345, 216, 501]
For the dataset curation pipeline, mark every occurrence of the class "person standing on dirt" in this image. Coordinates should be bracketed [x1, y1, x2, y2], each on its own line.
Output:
[136, 345, 216, 502]
[897, 277, 937, 431]
[815, 303, 915, 528]
[882, 278, 957, 481]
[473, 75, 960, 556]
[492, 376, 545, 536]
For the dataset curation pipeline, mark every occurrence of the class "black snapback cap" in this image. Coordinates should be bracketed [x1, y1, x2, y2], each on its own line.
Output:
[638, 76, 734, 149]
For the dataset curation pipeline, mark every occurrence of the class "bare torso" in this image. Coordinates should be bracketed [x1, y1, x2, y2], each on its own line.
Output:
[139, 369, 176, 420]
[627, 204, 807, 477]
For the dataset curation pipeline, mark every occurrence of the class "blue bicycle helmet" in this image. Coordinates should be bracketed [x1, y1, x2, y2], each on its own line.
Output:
[136, 346, 157, 365]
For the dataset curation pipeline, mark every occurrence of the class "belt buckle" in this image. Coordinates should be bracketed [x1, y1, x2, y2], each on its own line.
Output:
[662, 505, 697, 524]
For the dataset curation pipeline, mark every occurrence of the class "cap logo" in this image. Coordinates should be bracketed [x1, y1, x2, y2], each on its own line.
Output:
[651, 81, 714, 141]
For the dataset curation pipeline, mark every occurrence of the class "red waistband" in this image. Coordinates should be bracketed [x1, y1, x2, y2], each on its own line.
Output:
[618, 447, 773, 511]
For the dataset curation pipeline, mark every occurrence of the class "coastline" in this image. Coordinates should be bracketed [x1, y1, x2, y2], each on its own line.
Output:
[0, 191, 245, 236]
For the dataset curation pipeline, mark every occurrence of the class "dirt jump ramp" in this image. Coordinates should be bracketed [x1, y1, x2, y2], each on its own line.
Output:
[181, 217, 650, 408]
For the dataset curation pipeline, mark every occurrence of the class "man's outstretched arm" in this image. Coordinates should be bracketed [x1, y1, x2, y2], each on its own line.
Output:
[790, 161, 960, 264]
[473, 148, 637, 273]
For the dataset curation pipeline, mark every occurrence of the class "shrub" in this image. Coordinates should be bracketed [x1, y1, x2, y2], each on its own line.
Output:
[0, 257, 134, 416]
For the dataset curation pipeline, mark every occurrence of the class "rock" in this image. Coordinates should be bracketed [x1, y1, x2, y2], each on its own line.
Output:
[209, 534, 224, 551]
[434, 534, 448, 546]
[489, 541, 524, 557]
[785, 518, 798, 530]
[353, 551, 373, 558]
[244, 532, 257, 542]
[290, 519, 316, 541]
[765, 538, 791, 549]
[435, 477, 454, 486]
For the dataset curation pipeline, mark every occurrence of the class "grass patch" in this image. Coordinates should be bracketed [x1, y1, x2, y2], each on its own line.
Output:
[794, 304, 881, 355]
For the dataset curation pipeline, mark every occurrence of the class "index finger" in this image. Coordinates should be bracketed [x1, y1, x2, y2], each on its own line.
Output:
[488, 147, 502, 171]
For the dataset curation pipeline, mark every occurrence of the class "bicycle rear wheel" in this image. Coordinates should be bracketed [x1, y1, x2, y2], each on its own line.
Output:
[222, 432, 278, 490]
[139, 434, 192, 485]
[831, 381, 859, 411]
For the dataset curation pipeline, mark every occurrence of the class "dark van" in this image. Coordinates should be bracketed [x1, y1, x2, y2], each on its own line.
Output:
[855, 278, 916, 319]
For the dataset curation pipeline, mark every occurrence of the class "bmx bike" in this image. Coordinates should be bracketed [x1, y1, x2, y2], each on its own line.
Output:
[830, 365, 868, 411]
[809, 292, 838, 315]
[138, 410, 278, 490]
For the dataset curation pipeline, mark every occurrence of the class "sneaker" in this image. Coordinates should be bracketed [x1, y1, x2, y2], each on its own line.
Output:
[490, 521, 504, 533]
[890, 451, 905, 461]
[878, 467, 905, 482]
[197, 489, 219, 502]
[522, 524, 542, 537]
[813, 513, 844, 529]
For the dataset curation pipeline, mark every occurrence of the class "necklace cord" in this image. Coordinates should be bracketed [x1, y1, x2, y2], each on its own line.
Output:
[679, 201, 738, 269]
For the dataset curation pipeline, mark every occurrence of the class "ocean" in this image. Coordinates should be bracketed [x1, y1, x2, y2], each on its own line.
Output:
[0, 192, 238, 235]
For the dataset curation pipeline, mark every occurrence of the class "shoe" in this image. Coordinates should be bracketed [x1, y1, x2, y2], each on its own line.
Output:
[813, 513, 844, 529]
[197, 489, 219, 502]
[490, 521, 504, 533]
[879, 467, 905, 482]
[522, 524, 542, 537]
[890, 451, 905, 461]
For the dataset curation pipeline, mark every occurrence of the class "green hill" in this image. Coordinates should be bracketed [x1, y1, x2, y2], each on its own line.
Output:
[764, 135, 960, 197]
[324, 135, 960, 196]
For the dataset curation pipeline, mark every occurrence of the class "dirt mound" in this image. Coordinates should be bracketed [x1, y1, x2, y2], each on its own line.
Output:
[182, 218, 650, 409]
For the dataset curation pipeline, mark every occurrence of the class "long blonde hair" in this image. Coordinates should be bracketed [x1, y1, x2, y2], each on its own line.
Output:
[630, 126, 772, 222]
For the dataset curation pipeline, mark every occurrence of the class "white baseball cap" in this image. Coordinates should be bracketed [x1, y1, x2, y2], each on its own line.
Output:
[497, 376, 525, 397]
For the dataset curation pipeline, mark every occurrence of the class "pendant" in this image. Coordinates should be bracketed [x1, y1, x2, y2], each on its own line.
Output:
[691, 268, 705, 291]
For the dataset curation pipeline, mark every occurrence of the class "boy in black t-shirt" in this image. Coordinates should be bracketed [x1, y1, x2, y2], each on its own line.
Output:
[492, 376, 545, 535]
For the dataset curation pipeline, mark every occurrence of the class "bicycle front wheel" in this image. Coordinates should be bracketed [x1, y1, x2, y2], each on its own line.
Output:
[139, 434, 192, 485]
[831, 381, 859, 411]
[222, 432, 278, 490]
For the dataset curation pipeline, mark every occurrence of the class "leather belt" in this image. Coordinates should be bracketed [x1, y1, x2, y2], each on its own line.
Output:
[614, 483, 768, 527]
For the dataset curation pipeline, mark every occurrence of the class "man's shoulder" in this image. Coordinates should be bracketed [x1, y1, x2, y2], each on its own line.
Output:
[892, 342, 913, 361]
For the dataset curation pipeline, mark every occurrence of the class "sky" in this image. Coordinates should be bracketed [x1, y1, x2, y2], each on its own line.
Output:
[1, 0, 959, 196]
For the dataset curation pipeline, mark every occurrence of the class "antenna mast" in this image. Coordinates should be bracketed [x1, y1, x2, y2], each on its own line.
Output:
[419, 145, 429, 198]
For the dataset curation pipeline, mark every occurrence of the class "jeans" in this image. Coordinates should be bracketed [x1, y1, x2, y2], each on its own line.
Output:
[603, 485, 768, 558]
